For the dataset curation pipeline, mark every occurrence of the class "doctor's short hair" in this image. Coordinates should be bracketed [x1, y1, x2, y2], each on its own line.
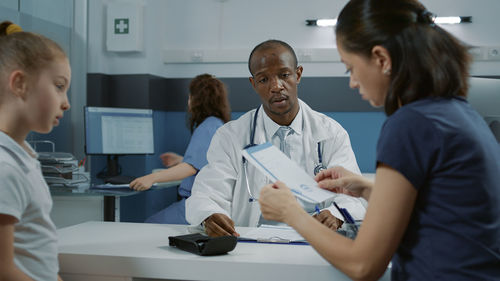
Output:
[188, 74, 231, 132]
[335, 0, 471, 116]
[248, 39, 298, 76]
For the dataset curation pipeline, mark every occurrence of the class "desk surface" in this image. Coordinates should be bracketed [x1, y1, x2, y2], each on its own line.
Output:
[58, 221, 390, 281]
[50, 180, 182, 197]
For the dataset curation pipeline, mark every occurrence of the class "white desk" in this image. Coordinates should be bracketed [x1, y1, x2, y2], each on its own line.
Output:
[58, 221, 391, 281]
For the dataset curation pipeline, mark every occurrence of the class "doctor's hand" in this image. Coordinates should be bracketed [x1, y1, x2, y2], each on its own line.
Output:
[313, 210, 343, 230]
[315, 166, 373, 200]
[129, 175, 155, 191]
[259, 181, 304, 224]
[160, 152, 183, 167]
[204, 213, 240, 237]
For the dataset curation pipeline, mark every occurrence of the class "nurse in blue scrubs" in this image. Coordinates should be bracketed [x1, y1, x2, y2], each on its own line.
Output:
[130, 74, 231, 224]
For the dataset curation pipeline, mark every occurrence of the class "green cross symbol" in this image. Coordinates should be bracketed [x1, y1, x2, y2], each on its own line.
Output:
[114, 18, 129, 34]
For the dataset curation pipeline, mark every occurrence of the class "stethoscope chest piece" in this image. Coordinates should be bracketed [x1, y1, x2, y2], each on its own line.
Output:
[314, 164, 326, 176]
[314, 142, 325, 175]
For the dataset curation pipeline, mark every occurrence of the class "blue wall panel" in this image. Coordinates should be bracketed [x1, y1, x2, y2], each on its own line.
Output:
[324, 112, 386, 173]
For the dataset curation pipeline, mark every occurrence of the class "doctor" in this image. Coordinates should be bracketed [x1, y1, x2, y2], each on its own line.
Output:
[186, 39, 365, 236]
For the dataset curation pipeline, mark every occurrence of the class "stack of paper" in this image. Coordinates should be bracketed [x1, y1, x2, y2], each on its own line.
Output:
[38, 152, 88, 187]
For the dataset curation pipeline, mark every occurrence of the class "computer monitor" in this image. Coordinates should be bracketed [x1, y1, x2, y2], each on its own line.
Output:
[467, 77, 500, 142]
[84, 106, 154, 180]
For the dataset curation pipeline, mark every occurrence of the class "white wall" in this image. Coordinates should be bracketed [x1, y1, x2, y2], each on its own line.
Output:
[88, 0, 500, 78]
[0, 0, 18, 10]
[20, 0, 73, 27]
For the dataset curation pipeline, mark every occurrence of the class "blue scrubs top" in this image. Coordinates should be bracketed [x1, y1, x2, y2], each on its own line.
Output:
[178, 116, 224, 198]
[146, 116, 224, 224]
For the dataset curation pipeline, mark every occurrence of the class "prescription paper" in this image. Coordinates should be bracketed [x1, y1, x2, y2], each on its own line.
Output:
[242, 142, 335, 203]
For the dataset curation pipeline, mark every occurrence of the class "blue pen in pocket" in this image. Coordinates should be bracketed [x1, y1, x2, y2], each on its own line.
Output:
[313, 205, 321, 216]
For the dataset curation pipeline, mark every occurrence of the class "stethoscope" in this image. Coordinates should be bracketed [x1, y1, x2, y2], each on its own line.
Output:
[242, 106, 326, 202]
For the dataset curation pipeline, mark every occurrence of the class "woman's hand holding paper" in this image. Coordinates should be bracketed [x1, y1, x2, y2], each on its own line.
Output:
[315, 166, 373, 200]
[259, 181, 305, 224]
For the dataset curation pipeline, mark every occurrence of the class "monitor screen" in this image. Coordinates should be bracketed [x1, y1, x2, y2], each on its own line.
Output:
[84, 106, 154, 155]
[467, 77, 500, 143]
[467, 77, 500, 118]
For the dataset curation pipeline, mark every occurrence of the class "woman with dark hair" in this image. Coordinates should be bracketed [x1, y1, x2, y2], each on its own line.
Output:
[130, 74, 231, 224]
[258, 0, 500, 280]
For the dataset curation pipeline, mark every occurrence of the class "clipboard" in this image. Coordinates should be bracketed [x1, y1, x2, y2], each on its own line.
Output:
[242, 142, 335, 204]
[238, 225, 308, 245]
[237, 237, 308, 245]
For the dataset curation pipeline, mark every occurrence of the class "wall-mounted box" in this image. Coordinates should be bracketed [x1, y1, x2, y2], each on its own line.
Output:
[106, 1, 144, 52]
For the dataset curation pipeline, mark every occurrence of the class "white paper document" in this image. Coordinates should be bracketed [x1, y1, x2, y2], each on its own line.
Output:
[90, 183, 131, 189]
[91, 183, 157, 189]
[239, 224, 306, 244]
[242, 142, 335, 203]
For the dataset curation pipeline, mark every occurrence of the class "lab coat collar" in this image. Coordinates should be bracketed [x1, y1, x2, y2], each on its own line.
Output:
[298, 99, 335, 143]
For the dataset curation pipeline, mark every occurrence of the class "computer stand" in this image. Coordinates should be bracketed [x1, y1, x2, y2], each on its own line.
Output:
[106, 155, 120, 178]
[103, 155, 135, 184]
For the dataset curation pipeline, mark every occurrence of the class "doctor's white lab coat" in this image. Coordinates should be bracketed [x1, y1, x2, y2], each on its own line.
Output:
[186, 99, 364, 227]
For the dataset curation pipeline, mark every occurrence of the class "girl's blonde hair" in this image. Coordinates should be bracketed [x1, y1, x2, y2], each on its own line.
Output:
[0, 21, 67, 99]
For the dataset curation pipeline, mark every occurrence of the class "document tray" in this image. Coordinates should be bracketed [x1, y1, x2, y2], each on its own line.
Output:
[168, 233, 237, 256]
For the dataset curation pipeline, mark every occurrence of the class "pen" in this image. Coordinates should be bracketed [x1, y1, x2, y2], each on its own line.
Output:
[313, 205, 321, 216]
[342, 208, 356, 225]
[343, 209, 359, 232]
[333, 202, 354, 224]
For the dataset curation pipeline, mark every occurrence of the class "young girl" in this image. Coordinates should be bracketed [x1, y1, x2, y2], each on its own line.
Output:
[129, 74, 231, 224]
[258, 0, 500, 280]
[0, 21, 71, 280]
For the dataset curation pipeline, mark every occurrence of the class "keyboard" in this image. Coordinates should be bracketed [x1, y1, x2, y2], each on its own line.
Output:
[104, 175, 136, 184]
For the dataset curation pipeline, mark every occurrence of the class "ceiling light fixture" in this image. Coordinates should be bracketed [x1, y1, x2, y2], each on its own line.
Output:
[434, 16, 472, 24]
[306, 16, 472, 27]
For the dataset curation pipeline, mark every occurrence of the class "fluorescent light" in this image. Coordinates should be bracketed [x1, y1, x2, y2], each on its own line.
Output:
[434, 16, 472, 24]
[306, 16, 471, 27]
[434, 17, 461, 24]
[316, 19, 337, 27]
[305, 19, 337, 27]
